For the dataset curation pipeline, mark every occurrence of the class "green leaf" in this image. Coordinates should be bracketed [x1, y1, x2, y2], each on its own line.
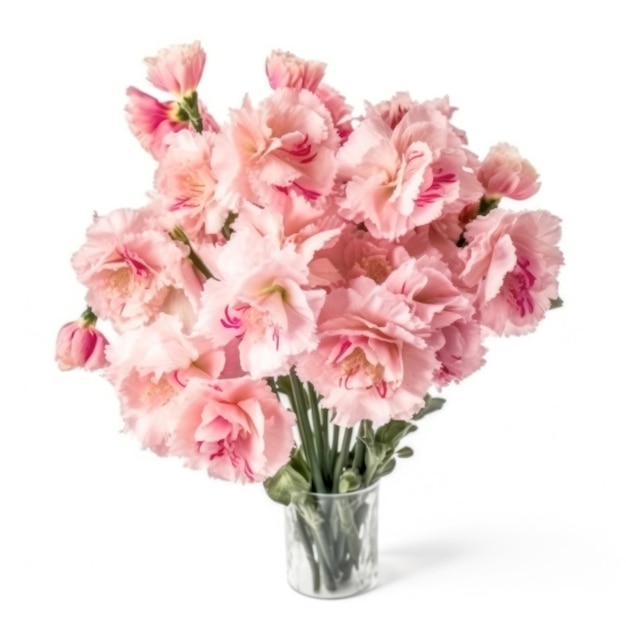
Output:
[375, 458, 396, 479]
[396, 446, 414, 458]
[413, 394, 446, 421]
[375, 419, 415, 448]
[338, 468, 362, 494]
[263, 460, 310, 506]
[550, 297, 563, 309]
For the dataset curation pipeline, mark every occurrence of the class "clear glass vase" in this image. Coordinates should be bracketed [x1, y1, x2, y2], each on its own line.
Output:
[284, 483, 379, 598]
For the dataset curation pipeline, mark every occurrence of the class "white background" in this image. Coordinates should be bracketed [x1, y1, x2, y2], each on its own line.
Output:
[1, 0, 624, 624]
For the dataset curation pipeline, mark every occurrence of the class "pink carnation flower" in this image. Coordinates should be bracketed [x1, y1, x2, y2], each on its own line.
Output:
[169, 377, 294, 483]
[266, 50, 327, 92]
[433, 320, 486, 387]
[71, 208, 201, 332]
[478, 143, 541, 200]
[298, 276, 438, 427]
[384, 257, 486, 385]
[337, 101, 472, 240]
[460, 209, 563, 335]
[154, 129, 229, 236]
[106, 314, 225, 455]
[212, 89, 339, 212]
[368, 92, 415, 130]
[144, 41, 206, 98]
[312, 226, 404, 288]
[196, 229, 326, 378]
[315, 83, 353, 144]
[125, 87, 187, 159]
[56, 317, 108, 371]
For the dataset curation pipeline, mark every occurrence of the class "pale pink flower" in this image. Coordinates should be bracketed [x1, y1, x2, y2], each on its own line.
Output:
[212, 89, 339, 212]
[315, 83, 353, 144]
[337, 101, 472, 239]
[266, 50, 326, 92]
[478, 143, 541, 200]
[56, 315, 108, 371]
[71, 208, 200, 332]
[106, 314, 225, 455]
[145, 41, 206, 98]
[234, 199, 343, 263]
[125, 87, 187, 159]
[369, 94, 468, 142]
[169, 377, 294, 483]
[460, 209, 563, 335]
[383, 257, 486, 385]
[385, 255, 475, 329]
[154, 129, 229, 236]
[368, 92, 415, 130]
[297, 276, 438, 427]
[433, 320, 486, 387]
[195, 229, 326, 378]
[313, 226, 404, 288]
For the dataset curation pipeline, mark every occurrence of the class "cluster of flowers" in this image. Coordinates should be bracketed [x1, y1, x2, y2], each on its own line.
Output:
[57, 42, 563, 486]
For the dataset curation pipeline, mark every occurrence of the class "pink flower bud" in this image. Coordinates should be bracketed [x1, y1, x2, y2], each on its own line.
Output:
[265, 50, 326, 92]
[478, 143, 541, 200]
[56, 319, 108, 371]
[144, 41, 206, 98]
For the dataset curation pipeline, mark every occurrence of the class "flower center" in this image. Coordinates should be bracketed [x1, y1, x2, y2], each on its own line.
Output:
[505, 257, 536, 316]
[339, 347, 385, 385]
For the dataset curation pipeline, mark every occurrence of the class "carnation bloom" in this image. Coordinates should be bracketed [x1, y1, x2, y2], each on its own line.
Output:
[337, 101, 472, 240]
[460, 208, 563, 335]
[368, 92, 415, 130]
[266, 50, 326, 92]
[71, 208, 201, 332]
[433, 321, 486, 387]
[477, 143, 541, 200]
[384, 256, 485, 385]
[312, 226, 403, 288]
[195, 229, 326, 378]
[106, 314, 225, 455]
[125, 87, 187, 159]
[168, 377, 294, 483]
[144, 41, 206, 98]
[56, 312, 108, 371]
[154, 129, 228, 236]
[297, 276, 438, 427]
[212, 88, 339, 212]
[315, 83, 353, 144]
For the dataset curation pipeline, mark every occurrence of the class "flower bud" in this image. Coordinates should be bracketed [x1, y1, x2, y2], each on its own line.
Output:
[265, 50, 326, 92]
[144, 41, 206, 98]
[478, 143, 540, 200]
[56, 310, 108, 371]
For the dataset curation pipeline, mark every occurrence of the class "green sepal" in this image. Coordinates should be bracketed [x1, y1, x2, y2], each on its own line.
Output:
[550, 297, 563, 309]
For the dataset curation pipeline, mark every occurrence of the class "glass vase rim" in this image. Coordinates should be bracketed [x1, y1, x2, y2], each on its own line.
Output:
[290, 481, 380, 502]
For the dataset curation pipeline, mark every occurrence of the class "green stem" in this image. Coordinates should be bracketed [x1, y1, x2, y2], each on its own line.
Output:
[352, 421, 366, 473]
[332, 427, 353, 492]
[170, 226, 214, 280]
[361, 421, 377, 486]
[178, 91, 203, 133]
[329, 422, 339, 478]
[295, 514, 321, 593]
[307, 383, 329, 486]
[289, 370, 326, 493]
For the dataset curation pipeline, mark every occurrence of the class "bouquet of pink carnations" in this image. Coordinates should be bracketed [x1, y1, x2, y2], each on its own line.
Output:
[56, 42, 563, 596]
